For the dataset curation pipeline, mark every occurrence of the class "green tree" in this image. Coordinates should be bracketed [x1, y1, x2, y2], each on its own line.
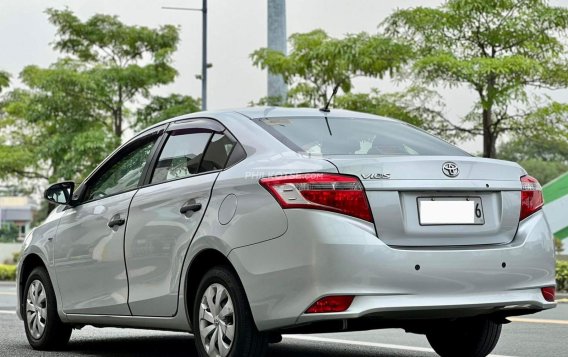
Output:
[516, 159, 568, 185]
[556, 237, 565, 255]
[47, 8, 180, 138]
[0, 10, 183, 184]
[497, 101, 568, 184]
[135, 94, 200, 131]
[0, 71, 9, 93]
[498, 137, 568, 164]
[384, 0, 568, 158]
[0, 223, 19, 243]
[1, 61, 117, 182]
[251, 29, 412, 107]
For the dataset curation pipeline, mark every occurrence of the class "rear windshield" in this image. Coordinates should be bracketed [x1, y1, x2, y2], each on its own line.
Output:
[256, 117, 468, 156]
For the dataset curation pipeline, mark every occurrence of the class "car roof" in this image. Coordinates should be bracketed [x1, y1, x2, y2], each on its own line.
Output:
[133, 106, 397, 140]
[233, 107, 394, 120]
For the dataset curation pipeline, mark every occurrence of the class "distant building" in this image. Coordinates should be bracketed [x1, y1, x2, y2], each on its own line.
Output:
[0, 196, 34, 242]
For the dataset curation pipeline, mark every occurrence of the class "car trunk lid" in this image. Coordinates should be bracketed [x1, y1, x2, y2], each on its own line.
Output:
[324, 155, 524, 247]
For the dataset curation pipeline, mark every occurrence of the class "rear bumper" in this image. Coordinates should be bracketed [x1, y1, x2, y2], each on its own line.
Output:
[228, 210, 556, 331]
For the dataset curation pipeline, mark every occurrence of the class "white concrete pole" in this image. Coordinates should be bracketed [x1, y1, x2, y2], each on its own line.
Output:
[267, 0, 288, 104]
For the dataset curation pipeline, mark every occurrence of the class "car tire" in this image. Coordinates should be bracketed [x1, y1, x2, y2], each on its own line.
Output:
[426, 317, 502, 357]
[22, 267, 72, 350]
[193, 266, 268, 357]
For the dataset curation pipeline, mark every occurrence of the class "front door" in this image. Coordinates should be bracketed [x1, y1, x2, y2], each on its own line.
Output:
[54, 137, 157, 315]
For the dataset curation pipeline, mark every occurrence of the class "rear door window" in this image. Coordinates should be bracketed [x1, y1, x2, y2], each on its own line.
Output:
[256, 117, 468, 156]
[151, 132, 211, 184]
[200, 133, 237, 171]
[150, 130, 241, 185]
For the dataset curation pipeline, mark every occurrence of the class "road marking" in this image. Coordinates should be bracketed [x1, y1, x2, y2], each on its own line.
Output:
[0, 310, 16, 315]
[283, 335, 516, 357]
[509, 317, 568, 325]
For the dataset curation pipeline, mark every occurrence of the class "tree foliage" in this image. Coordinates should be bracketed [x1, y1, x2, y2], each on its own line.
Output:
[336, 91, 424, 127]
[0, 71, 9, 93]
[497, 127, 568, 185]
[1, 61, 117, 182]
[498, 136, 568, 163]
[135, 94, 200, 131]
[384, 0, 568, 157]
[251, 29, 412, 107]
[0, 9, 185, 184]
[334, 86, 465, 142]
[518, 159, 568, 185]
[0, 223, 19, 243]
[46, 8, 180, 138]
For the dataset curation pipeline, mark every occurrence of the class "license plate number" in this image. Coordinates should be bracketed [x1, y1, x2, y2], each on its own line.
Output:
[418, 197, 484, 225]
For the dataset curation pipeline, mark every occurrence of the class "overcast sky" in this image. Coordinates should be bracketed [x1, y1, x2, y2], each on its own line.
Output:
[1, 0, 567, 153]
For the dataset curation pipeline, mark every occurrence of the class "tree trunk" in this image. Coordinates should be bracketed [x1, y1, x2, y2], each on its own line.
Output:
[482, 107, 496, 158]
[114, 108, 122, 138]
[481, 75, 497, 158]
[114, 86, 123, 138]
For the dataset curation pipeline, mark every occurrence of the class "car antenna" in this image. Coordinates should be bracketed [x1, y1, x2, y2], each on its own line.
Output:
[320, 82, 341, 136]
[320, 83, 341, 113]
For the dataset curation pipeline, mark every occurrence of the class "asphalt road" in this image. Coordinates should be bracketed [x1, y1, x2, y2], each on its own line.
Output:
[1, 282, 567, 357]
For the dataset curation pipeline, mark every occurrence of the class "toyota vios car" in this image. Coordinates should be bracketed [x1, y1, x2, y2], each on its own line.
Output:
[17, 107, 556, 357]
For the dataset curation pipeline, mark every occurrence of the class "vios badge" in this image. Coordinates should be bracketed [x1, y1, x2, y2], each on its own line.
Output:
[361, 173, 391, 180]
[442, 162, 459, 177]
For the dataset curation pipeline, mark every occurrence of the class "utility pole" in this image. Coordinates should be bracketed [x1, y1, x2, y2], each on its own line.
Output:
[163, 0, 209, 111]
[201, 0, 207, 111]
[267, 0, 287, 104]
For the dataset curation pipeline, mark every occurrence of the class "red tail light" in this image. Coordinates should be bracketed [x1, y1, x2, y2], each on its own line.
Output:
[541, 286, 556, 302]
[520, 175, 543, 221]
[306, 295, 354, 314]
[259, 173, 373, 222]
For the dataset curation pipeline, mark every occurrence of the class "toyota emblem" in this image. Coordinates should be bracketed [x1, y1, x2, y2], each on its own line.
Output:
[442, 162, 459, 177]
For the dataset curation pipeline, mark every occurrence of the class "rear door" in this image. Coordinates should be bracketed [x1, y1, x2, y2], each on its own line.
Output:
[125, 119, 240, 317]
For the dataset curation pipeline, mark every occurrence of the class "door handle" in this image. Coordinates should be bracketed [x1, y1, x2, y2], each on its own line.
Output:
[108, 216, 126, 228]
[180, 203, 202, 215]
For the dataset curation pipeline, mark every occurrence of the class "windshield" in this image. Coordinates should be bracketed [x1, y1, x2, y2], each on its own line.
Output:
[256, 117, 469, 156]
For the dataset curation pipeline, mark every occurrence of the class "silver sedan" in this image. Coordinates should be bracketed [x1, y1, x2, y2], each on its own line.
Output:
[17, 107, 556, 357]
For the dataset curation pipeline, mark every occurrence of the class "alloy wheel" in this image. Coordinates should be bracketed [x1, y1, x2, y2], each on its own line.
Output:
[198, 283, 236, 357]
[26, 280, 47, 339]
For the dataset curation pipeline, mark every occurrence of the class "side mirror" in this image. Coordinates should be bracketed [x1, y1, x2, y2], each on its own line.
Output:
[44, 181, 75, 205]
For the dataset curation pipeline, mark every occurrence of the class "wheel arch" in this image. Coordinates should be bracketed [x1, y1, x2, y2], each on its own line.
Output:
[18, 253, 49, 314]
[184, 249, 250, 328]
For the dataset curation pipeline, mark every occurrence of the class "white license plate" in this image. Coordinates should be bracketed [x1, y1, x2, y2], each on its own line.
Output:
[418, 197, 484, 225]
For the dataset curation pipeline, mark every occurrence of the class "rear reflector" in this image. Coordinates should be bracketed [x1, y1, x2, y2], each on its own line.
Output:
[520, 175, 543, 221]
[541, 287, 556, 302]
[306, 295, 354, 314]
[259, 173, 373, 222]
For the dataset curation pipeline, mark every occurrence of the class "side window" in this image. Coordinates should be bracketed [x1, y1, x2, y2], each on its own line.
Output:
[86, 139, 156, 201]
[199, 133, 237, 172]
[151, 132, 211, 184]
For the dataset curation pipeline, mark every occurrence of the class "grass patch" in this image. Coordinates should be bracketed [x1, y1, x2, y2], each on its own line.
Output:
[0, 264, 16, 281]
[557, 260, 568, 292]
